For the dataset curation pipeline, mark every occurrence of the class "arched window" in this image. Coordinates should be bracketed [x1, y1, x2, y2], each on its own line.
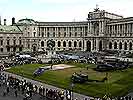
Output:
[69, 32, 72, 37]
[64, 32, 66, 37]
[80, 32, 82, 37]
[58, 41, 61, 47]
[119, 42, 122, 50]
[53, 32, 55, 37]
[47, 32, 50, 37]
[114, 42, 117, 49]
[109, 42, 112, 49]
[75, 32, 77, 37]
[124, 42, 127, 50]
[41, 41, 44, 47]
[74, 41, 77, 47]
[79, 41, 82, 47]
[63, 41, 66, 47]
[69, 41, 71, 47]
[58, 32, 61, 37]
[129, 42, 132, 50]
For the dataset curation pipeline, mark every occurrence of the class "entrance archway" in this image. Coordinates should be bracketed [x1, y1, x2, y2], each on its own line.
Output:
[86, 41, 91, 52]
[99, 40, 102, 51]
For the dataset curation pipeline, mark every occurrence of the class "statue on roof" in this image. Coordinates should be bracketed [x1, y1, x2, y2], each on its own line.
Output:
[94, 4, 100, 12]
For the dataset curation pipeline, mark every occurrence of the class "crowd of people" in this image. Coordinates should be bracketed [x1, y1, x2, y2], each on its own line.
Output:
[0, 72, 74, 100]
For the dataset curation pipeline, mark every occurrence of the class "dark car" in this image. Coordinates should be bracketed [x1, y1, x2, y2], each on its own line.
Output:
[71, 73, 88, 83]
[96, 64, 114, 71]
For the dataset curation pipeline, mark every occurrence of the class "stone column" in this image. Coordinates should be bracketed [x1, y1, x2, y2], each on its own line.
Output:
[102, 21, 104, 33]
[99, 21, 101, 33]
[126, 24, 128, 33]
[88, 23, 90, 33]
[90, 22, 92, 34]
[123, 24, 125, 33]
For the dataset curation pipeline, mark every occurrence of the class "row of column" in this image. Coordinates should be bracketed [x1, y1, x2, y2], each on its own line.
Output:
[39, 26, 87, 37]
[108, 23, 133, 34]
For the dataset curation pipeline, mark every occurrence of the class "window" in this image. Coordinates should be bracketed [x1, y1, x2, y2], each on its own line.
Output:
[63, 41, 66, 47]
[58, 41, 61, 47]
[75, 27, 77, 31]
[85, 32, 87, 36]
[42, 32, 44, 37]
[47, 32, 50, 37]
[69, 41, 71, 47]
[28, 32, 30, 37]
[69, 32, 72, 37]
[7, 47, 10, 52]
[13, 47, 16, 52]
[58, 32, 61, 37]
[79, 41, 82, 47]
[7, 40, 10, 45]
[58, 28, 60, 31]
[33, 32, 36, 37]
[69, 27, 71, 31]
[28, 44, 30, 48]
[1, 48, 3, 52]
[1, 40, 3, 45]
[64, 32, 66, 37]
[75, 32, 77, 37]
[13, 40, 16, 45]
[53, 32, 55, 37]
[74, 41, 77, 47]
[41, 41, 44, 47]
[19, 40, 22, 45]
[80, 32, 82, 37]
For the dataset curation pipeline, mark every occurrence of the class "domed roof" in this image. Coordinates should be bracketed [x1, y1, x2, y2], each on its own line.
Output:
[17, 18, 36, 25]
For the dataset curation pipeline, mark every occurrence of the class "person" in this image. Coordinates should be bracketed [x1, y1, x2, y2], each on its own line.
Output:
[51, 64, 53, 69]
[3, 89, 7, 96]
[6, 86, 9, 94]
[15, 89, 18, 97]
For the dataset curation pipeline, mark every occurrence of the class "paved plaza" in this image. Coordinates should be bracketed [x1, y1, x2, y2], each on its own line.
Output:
[1, 71, 91, 100]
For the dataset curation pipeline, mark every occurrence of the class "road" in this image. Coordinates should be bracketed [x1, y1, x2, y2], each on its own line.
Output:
[1, 71, 92, 100]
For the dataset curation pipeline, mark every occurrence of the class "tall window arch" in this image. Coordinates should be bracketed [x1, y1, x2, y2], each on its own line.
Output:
[75, 32, 77, 37]
[69, 32, 72, 37]
[58, 32, 61, 37]
[109, 42, 112, 49]
[129, 42, 132, 50]
[53, 32, 55, 37]
[114, 42, 117, 49]
[64, 32, 66, 37]
[79, 41, 82, 47]
[47, 32, 50, 37]
[124, 42, 127, 50]
[58, 41, 61, 47]
[69, 41, 71, 47]
[74, 41, 77, 47]
[63, 41, 66, 47]
[119, 42, 122, 50]
[41, 41, 44, 47]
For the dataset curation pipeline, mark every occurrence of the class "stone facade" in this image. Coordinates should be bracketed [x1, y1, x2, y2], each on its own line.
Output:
[1, 7, 133, 56]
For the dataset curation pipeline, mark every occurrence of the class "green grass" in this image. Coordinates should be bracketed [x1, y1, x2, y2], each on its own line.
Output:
[6, 63, 133, 98]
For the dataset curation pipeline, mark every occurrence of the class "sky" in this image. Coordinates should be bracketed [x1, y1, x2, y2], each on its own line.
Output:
[0, 0, 133, 25]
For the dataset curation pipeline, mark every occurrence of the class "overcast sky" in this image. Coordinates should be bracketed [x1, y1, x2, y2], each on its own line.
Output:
[0, 0, 132, 24]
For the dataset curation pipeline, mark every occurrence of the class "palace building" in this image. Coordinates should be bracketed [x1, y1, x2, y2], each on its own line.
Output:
[0, 7, 133, 56]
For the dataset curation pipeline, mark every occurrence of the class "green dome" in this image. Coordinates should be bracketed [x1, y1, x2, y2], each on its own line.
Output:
[17, 18, 36, 25]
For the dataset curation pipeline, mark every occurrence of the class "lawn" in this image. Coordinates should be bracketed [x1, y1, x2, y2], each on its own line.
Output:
[6, 63, 133, 98]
